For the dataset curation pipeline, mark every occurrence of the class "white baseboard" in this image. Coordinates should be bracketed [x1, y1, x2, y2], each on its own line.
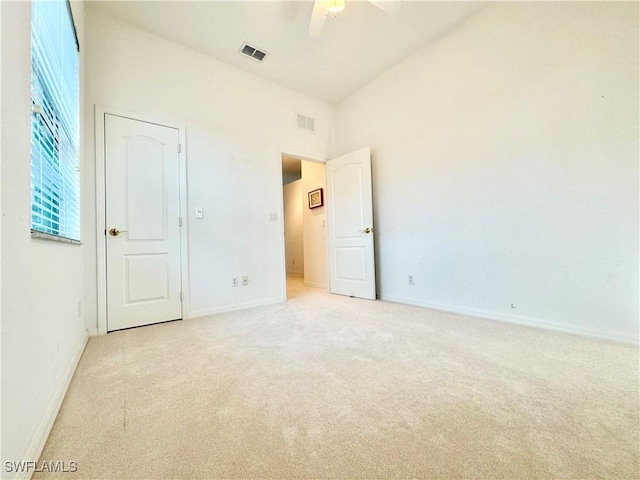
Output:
[380, 294, 638, 345]
[186, 297, 284, 319]
[87, 328, 98, 337]
[303, 281, 327, 289]
[18, 333, 88, 480]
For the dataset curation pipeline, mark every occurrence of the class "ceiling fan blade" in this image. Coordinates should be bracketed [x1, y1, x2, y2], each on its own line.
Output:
[309, 0, 327, 37]
[367, 0, 401, 15]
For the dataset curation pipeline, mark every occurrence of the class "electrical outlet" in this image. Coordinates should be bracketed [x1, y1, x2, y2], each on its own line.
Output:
[242, 276, 249, 286]
[195, 208, 203, 219]
[232, 277, 238, 287]
[408, 275, 414, 285]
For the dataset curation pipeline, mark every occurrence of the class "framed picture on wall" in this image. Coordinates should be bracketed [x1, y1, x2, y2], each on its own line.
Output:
[308, 188, 324, 209]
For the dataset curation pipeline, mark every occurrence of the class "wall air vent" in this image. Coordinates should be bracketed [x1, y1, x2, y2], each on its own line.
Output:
[297, 113, 315, 134]
[239, 42, 269, 63]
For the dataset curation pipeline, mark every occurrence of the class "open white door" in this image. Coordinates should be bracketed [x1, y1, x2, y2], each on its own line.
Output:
[105, 114, 183, 331]
[326, 146, 376, 300]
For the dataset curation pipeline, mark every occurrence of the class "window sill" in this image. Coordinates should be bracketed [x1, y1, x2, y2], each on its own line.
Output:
[31, 230, 82, 245]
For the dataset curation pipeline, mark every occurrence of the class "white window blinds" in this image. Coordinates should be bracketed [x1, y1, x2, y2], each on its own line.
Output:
[31, 0, 80, 241]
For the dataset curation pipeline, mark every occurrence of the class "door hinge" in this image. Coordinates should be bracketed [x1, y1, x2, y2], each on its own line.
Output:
[179, 217, 183, 227]
[177, 144, 182, 153]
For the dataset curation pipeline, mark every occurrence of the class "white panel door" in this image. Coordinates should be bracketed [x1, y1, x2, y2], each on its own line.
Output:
[105, 114, 182, 331]
[326, 146, 376, 299]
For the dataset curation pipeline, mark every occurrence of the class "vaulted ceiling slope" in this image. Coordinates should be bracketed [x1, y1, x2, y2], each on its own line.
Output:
[88, 1, 485, 105]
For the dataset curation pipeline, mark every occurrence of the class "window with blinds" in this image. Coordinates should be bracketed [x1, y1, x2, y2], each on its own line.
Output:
[30, 0, 80, 241]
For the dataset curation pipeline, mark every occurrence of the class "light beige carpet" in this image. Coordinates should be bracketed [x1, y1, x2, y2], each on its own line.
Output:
[36, 276, 639, 479]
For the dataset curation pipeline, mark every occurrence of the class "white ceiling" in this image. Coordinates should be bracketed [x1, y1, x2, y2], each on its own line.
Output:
[88, 1, 485, 105]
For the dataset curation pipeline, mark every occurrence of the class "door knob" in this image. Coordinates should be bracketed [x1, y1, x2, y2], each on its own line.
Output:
[361, 227, 372, 234]
[109, 228, 127, 237]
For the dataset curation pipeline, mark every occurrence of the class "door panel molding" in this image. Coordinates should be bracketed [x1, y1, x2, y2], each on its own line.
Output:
[95, 105, 189, 335]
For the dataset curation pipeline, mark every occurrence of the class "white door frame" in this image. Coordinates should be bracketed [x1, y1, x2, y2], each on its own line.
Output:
[95, 105, 189, 335]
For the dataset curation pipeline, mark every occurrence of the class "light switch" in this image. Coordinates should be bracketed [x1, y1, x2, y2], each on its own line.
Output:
[269, 212, 278, 221]
[195, 208, 203, 219]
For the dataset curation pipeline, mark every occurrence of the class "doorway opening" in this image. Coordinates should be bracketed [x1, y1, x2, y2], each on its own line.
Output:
[281, 153, 327, 299]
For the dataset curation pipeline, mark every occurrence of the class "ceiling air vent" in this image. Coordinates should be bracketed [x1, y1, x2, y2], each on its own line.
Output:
[297, 113, 315, 134]
[239, 42, 268, 63]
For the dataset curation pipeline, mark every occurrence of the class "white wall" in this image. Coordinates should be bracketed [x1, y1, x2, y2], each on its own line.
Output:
[0, 1, 4, 464]
[1, 1, 88, 475]
[83, 8, 335, 321]
[283, 180, 304, 275]
[336, 2, 639, 342]
[302, 161, 327, 289]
